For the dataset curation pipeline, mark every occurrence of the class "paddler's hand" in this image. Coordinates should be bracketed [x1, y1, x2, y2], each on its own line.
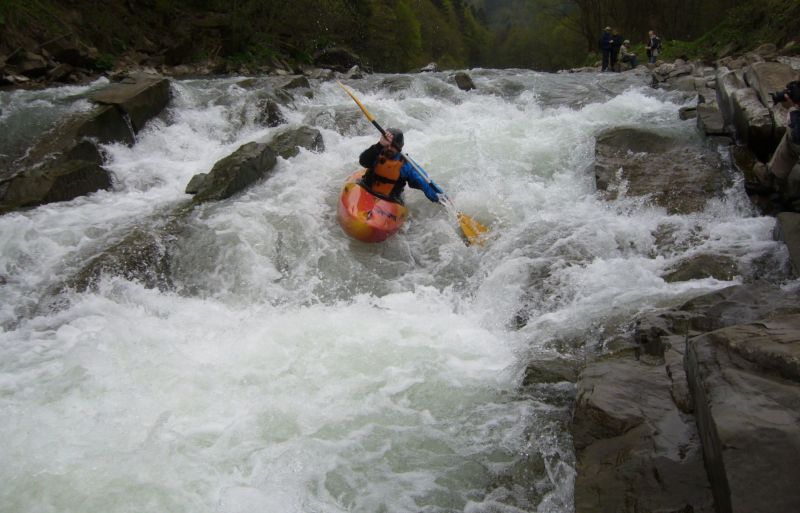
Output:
[379, 131, 394, 148]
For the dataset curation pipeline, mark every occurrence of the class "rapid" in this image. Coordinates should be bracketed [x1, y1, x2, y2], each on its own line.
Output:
[0, 70, 786, 513]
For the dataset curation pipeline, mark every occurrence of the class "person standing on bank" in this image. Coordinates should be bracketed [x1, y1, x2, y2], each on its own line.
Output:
[768, 81, 800, 186]
[646, 30, 662, 64]
[610, 29, 624, 71]
[599, 26, 613, 72]
[358, 128, 443, 204]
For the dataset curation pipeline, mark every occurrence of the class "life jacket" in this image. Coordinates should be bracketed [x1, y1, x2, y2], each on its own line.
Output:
[362, 153, 406, 202]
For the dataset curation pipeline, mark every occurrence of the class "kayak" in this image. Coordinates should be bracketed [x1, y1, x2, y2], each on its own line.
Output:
[337, 169, 408, 242]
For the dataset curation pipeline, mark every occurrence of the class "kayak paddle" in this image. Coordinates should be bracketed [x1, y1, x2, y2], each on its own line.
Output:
[336, 80, 488, 246]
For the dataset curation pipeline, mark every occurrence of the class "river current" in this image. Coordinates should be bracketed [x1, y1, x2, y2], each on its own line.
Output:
[0, 70, 786, 512]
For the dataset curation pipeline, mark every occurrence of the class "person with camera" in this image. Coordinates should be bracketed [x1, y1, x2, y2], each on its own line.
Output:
[646, 30, 661, 64]
[767, 81, 800, 185]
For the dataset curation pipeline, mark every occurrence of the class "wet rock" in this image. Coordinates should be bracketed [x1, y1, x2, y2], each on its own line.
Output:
[774, 212, 800, 276]
[68, 228, 173, 292]
[89, 73, 171, 133]
[677, 282, 800, 333]
[663, 253, 739, 283]
[572, 353, 714, 513]
[184, 173, 208, 194]
[696, 102, 727, 136]
[594, 127, 726, 214]
[191, 141, 277, 203]
[270, 126, 324, 160]
[686, 314, 800, 513]
[256, 98, 286, 127]
[522, 357, 582, 385]
[420, 62, 438, 72]
[277, 76, 313, 99]
[0, 159, 111, 214]
[454, 71, 475, 91]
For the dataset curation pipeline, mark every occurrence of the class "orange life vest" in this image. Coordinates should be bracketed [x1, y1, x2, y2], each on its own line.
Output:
[362, 154, 405, 201]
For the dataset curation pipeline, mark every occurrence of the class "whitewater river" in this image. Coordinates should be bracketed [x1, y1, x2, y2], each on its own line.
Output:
[0, 70, 786, 513]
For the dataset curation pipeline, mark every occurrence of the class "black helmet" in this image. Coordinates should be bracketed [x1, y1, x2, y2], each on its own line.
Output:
[386, 128, 404, 149]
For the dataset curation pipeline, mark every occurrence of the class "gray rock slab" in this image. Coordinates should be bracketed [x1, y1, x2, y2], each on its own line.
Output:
[686, 315, 800, 513]
[573, 354, 714, 513]
[89, 73, 171, 132]
[731, 87, 777, 161]
[192, 141, 277, 203]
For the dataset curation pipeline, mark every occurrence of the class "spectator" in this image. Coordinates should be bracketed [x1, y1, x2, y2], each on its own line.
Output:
[599, 26, 613, 72]
[619, 39, 638, 69]
[610, 29, 624, 71]
[646, 30, 662, 64]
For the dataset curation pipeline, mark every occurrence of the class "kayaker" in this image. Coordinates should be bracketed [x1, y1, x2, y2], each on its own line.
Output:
[358, 128, 444, 204]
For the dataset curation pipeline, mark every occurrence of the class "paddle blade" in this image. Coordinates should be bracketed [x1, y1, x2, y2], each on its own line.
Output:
[458, 212, 488, 246]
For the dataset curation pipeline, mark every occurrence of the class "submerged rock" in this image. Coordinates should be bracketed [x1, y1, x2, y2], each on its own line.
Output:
[67, 228, 174, 292]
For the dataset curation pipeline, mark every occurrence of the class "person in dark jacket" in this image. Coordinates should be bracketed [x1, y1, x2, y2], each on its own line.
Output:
[646, 30, 662, 64]
[599, 26, 613, 72]
[610, 29, 624, 71]
[358, 128, 443, 204]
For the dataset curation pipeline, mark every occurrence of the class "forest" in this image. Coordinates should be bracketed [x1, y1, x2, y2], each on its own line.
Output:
[1, 0, 799, 73]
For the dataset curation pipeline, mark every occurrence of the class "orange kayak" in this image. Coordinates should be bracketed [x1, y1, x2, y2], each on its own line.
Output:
[337, 169, 408, 242]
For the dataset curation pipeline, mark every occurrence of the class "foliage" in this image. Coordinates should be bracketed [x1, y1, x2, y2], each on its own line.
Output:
[94, 53, 116, 71]
[0, 0, 798, 74]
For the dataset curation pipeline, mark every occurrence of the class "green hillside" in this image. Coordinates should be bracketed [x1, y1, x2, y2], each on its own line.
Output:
[1, 0, 798, 75]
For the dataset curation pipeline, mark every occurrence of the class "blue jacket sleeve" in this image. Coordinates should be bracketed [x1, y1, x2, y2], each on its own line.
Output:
[401, 161, 442, 203]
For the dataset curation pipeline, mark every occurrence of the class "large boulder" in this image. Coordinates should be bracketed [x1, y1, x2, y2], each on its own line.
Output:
[190, 142, 278, 203]
[269, 126, 324, 159]
[89, 73, 171, 133]
[594, 128, 726, 214]
[454, 71, 475, 91]
[686, 315, 800, 513]
[731, 87, 777, 161]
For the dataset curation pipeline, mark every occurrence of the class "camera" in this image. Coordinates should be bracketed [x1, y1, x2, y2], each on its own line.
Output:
[771, 81, 800, 105]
